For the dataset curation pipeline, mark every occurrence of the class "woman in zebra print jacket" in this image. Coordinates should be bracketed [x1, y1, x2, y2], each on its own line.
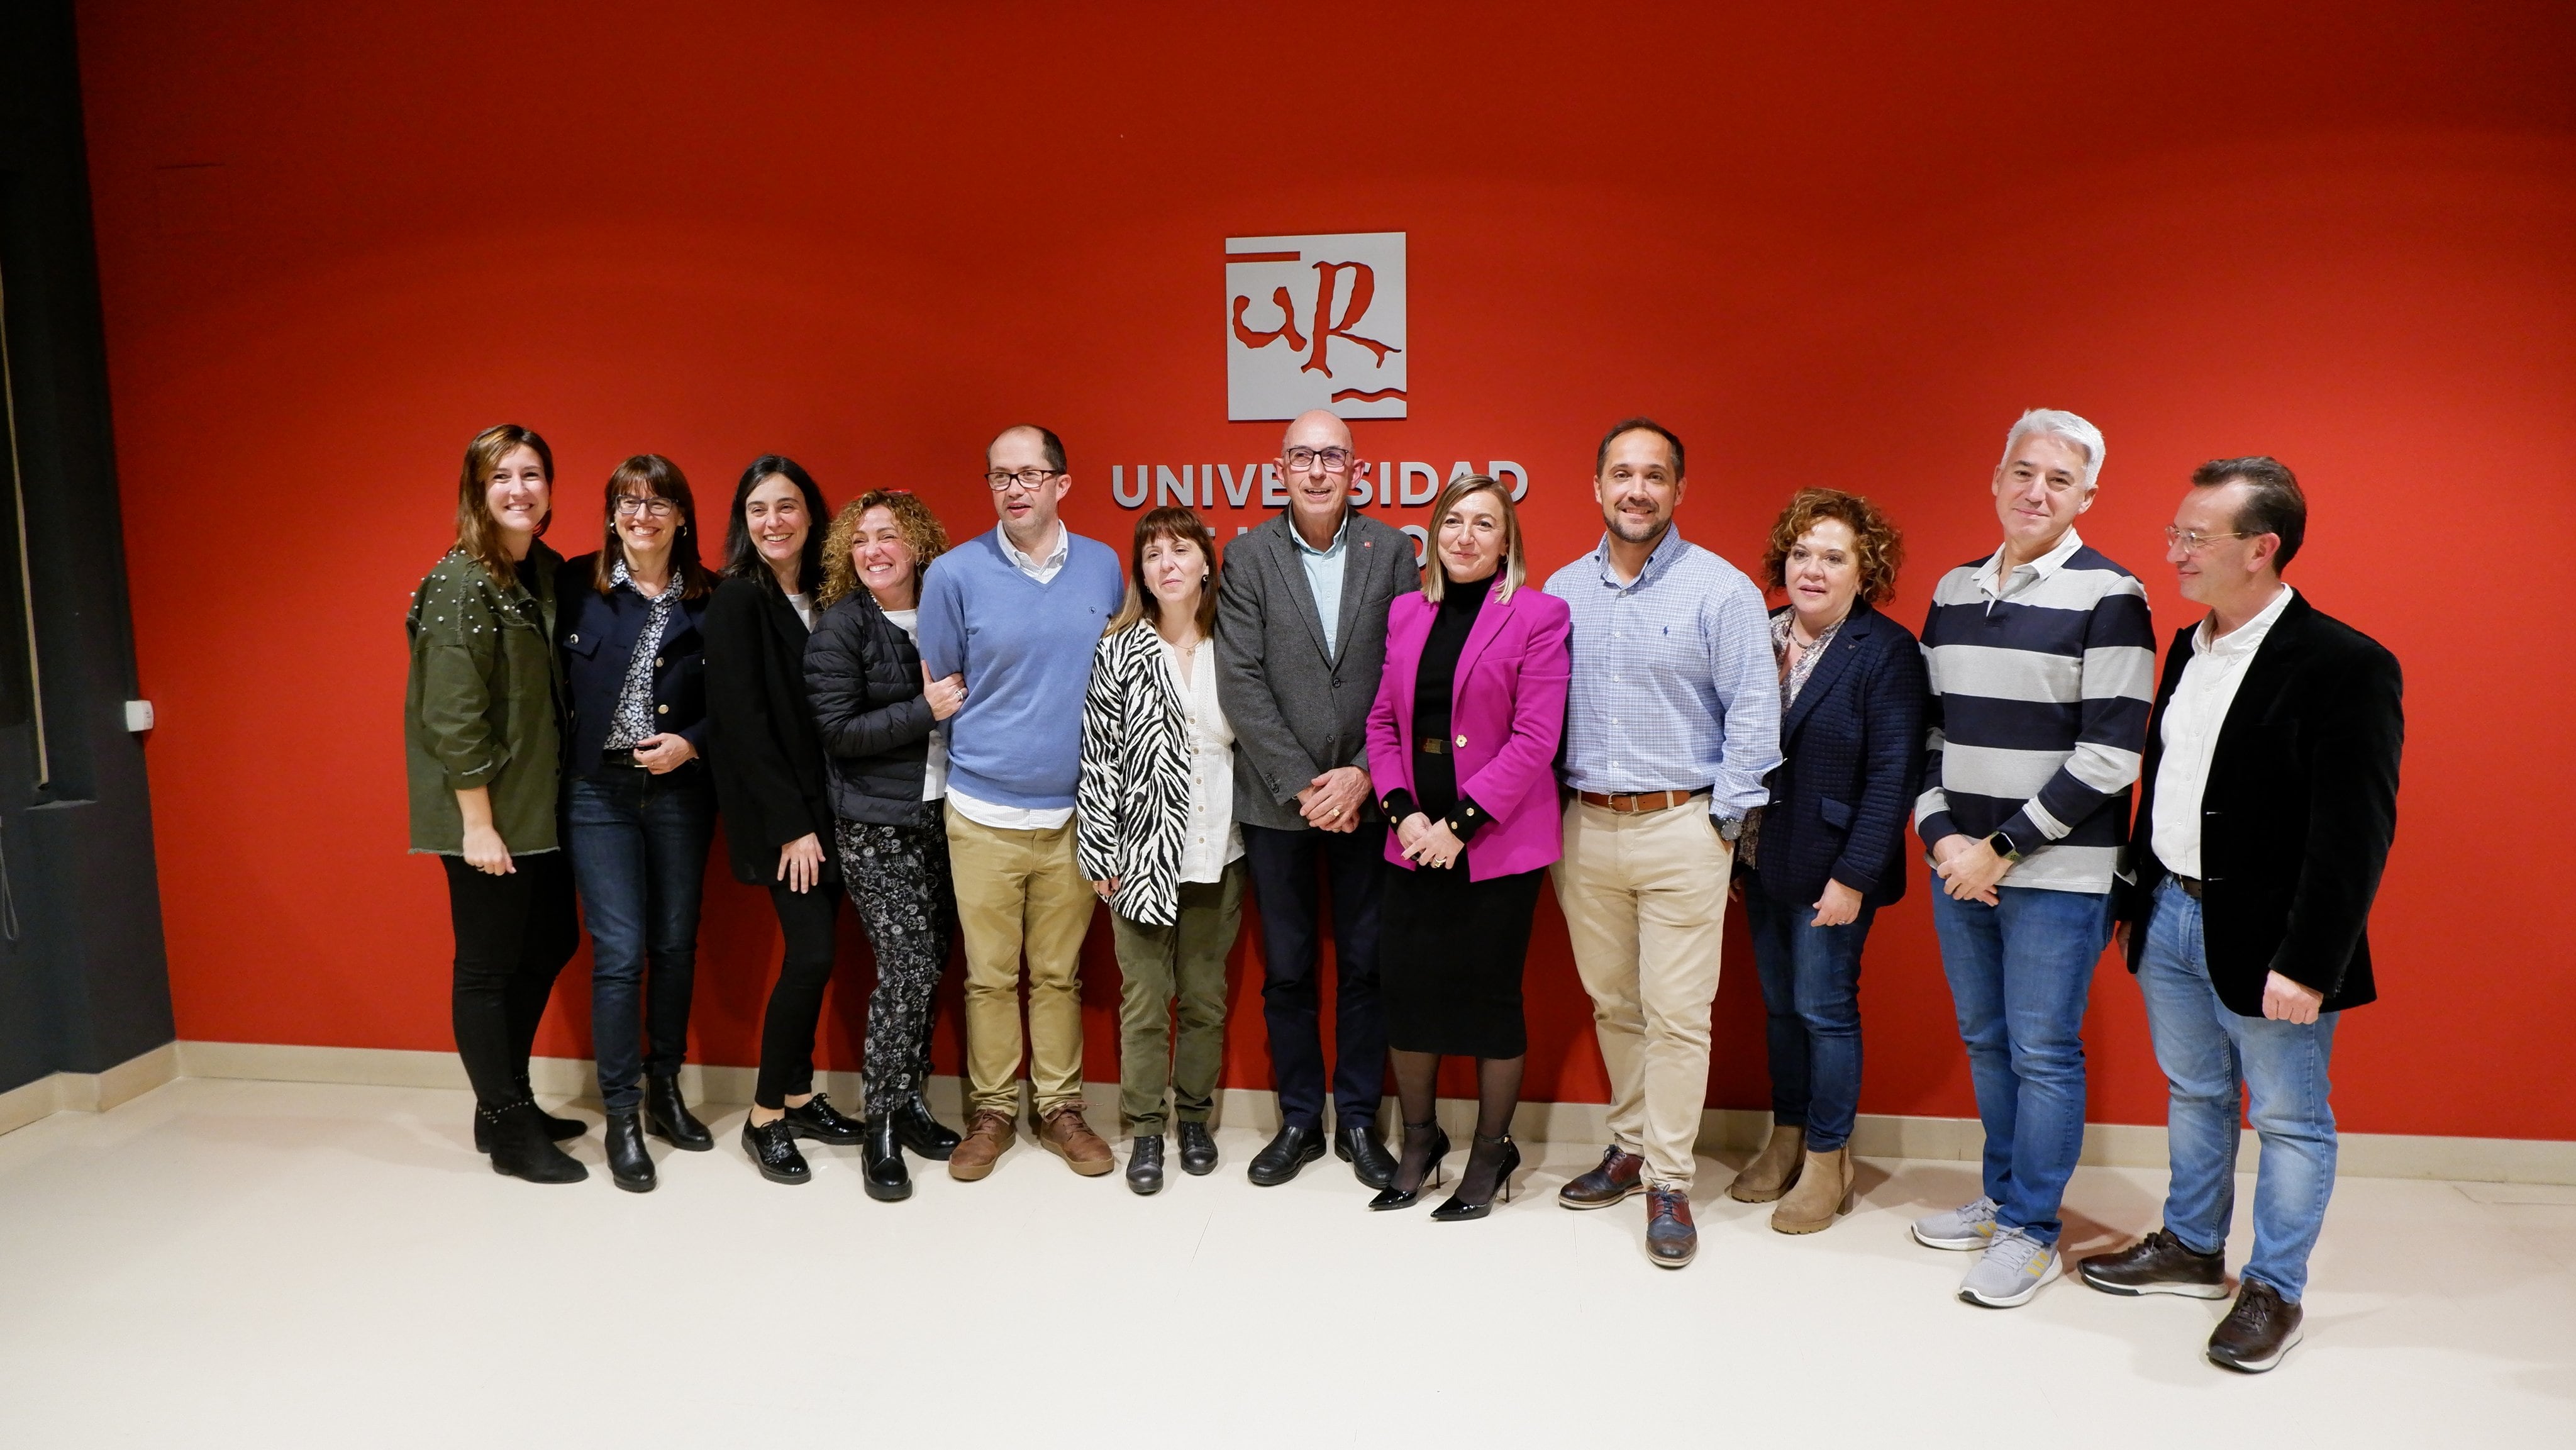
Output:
[1076, 506, 1246, 1196]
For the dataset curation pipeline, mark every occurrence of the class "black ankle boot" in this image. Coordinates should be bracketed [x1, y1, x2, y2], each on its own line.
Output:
[474, 1092, 585, 1153]
[890, 1093, 960, 1160]
[481, 1101, 587, 1185]
[862, 1115, 912, 1202]
[604, 1110, 656, 1193]
[742, 1115, 810, 1185]
[1368, 1122, 1450, 1212]
[1430, 1133, 1521, 1222]
[641, 1074, 713, 1151]
[1176, 1120, 1219, 1176]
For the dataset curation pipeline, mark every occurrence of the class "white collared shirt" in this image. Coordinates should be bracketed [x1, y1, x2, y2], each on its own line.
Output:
[1974, 527, 2089, 606]
[1155, 632, 1245, 883]
[2151, 584, 2296, 878]
[1002, 523, 1070, 585]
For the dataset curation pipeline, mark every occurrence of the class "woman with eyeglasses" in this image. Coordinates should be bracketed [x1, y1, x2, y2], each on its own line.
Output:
[556, 454, 719, 1192]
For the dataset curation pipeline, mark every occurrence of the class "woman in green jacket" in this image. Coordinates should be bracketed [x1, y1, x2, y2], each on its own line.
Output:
[406, 423, 587, 1184]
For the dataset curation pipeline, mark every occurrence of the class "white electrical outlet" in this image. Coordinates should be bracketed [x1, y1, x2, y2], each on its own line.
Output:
[125, 700, 155, 732]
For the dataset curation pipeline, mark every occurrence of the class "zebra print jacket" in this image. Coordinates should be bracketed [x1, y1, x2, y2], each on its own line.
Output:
[1076, 620, 1227, 927]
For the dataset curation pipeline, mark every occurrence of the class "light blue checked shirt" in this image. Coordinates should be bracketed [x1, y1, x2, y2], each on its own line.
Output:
[1545, 526, 1782, 820]
[1291, 510, 1352, 657]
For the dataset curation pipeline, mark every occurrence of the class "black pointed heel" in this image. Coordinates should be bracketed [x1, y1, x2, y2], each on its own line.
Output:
[1367, 1122, 1450, 1212]
[1430, 1134, 1521, 1222]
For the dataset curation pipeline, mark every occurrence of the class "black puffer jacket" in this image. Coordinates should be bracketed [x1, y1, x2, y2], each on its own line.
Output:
[804, 591, 939, 828]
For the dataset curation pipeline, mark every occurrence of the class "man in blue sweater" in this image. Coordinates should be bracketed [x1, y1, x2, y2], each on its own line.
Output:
[918, 425, 1128, 1181]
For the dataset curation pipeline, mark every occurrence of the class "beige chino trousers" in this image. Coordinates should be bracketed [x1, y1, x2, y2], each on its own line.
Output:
[945, 804, 1097, 1118]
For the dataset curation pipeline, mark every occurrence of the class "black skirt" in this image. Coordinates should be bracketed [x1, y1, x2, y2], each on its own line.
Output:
[1377, 856, 1545, 1059]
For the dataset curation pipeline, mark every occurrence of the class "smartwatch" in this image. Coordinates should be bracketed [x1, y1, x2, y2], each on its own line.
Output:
[1986, 828, 2023, 863]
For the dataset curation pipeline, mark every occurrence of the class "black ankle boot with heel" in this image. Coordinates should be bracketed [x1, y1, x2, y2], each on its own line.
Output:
[641, 1074, 713, 1152]
[862, 1115, 913, 1202]
[1367, 1122, 1450, 1212]
[1430, 1133, 1521, 1222]
[604, 1110, 655, 1193]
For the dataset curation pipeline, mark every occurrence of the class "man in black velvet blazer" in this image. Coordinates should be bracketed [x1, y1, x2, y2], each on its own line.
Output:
[2077, 457, 2402, 1375]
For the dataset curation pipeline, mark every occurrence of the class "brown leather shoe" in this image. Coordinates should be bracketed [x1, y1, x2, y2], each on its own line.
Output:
[1558, 1144, 1645, 1209]
[947, 1110, 1016, 1182]
[1727, 1124, 1806, 1203]
[2078, 1228, 2229, 1299]
[1645, 1185, 1697, 1269]
[2207, 1278, 2303, 1373]
[1038, 1104, 1116, 1176]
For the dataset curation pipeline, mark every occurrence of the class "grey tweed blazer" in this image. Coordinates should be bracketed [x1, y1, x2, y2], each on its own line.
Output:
[1214, 510, 1420, 833]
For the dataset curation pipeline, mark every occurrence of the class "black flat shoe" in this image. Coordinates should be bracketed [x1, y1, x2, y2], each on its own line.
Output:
[890, 1094, 960, 1161]
[1248, 1122, 1326, 1187]
[782, 1093, 865, 1146]
[1367, 1122, 1450, 1212]
[742, 1117, 811, 1185]
[861, 1115, 912, 1202]
[1430, 1134, 1521, 1222]
[1336, 1119, 1399, 1190]
[1176, 1121, 1219, 1176]
[642, 1074, 713, 1152]
[1126, 1134, 1166, 1196]
[604, 1110, 657, 1193]
[480, 1101, 587, 1185]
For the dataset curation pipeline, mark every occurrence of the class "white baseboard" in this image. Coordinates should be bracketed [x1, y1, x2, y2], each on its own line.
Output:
[0, 1040, 182, 1135]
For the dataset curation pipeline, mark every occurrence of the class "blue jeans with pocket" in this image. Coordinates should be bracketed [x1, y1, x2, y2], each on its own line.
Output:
[565, 764, 716, 1112]
[1742, 871, 1877, 1153]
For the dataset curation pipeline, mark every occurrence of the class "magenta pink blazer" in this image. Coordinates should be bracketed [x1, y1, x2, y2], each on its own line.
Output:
[1365, 581, 1574, 881]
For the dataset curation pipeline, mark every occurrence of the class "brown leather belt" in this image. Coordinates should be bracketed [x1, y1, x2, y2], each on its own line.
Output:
[1418, 738, 1448, 754]
[1578, 789, 1704, 815]
[2172, 874, 2204, 900]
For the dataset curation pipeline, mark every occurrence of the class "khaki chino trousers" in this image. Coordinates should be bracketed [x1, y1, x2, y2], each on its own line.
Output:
[945, 805, 1097, 1119]
[1110, 863, 1246, 1134]
[1553, 797, 1734, 1190]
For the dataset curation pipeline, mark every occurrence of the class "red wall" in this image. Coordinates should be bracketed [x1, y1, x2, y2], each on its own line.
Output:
[79, 1, 2576, 1137]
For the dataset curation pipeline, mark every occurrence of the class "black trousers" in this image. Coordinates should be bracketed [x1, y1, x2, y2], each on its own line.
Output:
[441, 852, 580, 1111]
[753, 880, 841, 1109]
[1242, 822, 1389, 1130]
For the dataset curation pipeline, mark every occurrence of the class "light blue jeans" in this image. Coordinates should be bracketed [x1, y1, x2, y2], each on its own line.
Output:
[2138, 878, 2339, 1302]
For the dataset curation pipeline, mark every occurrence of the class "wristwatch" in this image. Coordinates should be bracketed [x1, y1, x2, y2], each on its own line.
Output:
[1715, 816, 1744, 842]
[1986, 828, 2023, 863]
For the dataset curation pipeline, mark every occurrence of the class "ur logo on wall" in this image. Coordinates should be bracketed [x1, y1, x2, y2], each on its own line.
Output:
[1226, 232, 1406, 421]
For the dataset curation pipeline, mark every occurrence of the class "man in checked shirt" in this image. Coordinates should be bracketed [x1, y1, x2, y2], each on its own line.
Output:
[1546, 417, 1781, 1269]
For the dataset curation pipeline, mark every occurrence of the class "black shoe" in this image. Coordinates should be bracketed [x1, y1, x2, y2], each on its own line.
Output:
[480, 1101, 587, 1185]
[1430, 1134, 1521, 1222]
[2207, 1278, 2304, 1372]
[641, 1074, 713, 1151]
[474, 1099, 586, 1152]
[1176, 1120, 1219, 1176]
[781, 1093, 866, 1145]
[890, 1094, 960, 1161]
[2079, 1227, 2229, 1299]
[1126, 1134, 1166, 1196]
[604, 1110, 656, 1193]
[1336, 1119, 1398, 1190]
[862, 1115, 912, 1202]
[742, 1116, 811, 1185]
[1247, 1122, 1327, 1187]
[1368, 1122, 1450, 1212]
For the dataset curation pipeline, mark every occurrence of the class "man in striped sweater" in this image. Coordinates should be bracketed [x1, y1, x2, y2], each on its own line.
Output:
[1908, 408, 2156, 1309]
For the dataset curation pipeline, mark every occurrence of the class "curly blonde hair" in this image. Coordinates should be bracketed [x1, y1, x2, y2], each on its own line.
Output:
[818, 489, 950, 607]
[1761, 488, 1906, 605]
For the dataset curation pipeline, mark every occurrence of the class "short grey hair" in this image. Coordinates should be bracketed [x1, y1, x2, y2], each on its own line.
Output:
[1999, 408, 2107, 489]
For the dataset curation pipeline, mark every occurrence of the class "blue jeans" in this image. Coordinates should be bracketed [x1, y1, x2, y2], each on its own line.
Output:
[1742, 872, 1876, 1152]
[1929, 883, 2112, 1244]
[2138, 878, 2338, 1302]
[565, 766, 715, 1112]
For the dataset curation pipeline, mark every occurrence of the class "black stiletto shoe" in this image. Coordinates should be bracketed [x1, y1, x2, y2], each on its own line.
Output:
[1367, 1122, 1450, 1212]
[1430, 1134, 1521, 1222]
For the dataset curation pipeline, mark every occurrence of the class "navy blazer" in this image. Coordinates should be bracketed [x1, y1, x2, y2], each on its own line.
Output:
[556, 552, 711, 781]
[1749, 600, 1926, 909]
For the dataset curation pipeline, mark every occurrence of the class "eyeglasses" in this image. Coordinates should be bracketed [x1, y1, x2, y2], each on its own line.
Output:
[1282, 445, 1355, 474]
[613, 497, 677, 518]
[2163, 525, 2250, 554]
[985, 468, 1065, 492]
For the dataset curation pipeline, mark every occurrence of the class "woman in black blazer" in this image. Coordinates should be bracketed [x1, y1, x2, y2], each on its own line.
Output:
[558, 454, 718, 1192]
[1728, 488, 1925, 1234]
[705, 454, 863, 1185]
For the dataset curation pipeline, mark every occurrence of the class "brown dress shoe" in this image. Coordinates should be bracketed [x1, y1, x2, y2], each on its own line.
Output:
[1770, 1146, 1853, 1234]
[1645, 1185, 1697, 1269]
[947, 1110, 1016, 1182]
[1038, 1105, 1116, 1176]
[1558, 1145, 1645, 1209]
[2077, 1228, 2229, 1299]
[1727, 1124, 1806, 1203]
[2207, 1278, 2303, 1373]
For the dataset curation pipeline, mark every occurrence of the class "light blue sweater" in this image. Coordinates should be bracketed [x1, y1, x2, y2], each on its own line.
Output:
[916, 527, 1126, 810]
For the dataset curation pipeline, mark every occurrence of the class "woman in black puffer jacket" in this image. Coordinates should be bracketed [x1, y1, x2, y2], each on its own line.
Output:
[804, 489, 967, 1201]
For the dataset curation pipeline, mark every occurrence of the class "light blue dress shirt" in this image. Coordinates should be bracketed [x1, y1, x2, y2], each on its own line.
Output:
[1291, 511, 1352, 657]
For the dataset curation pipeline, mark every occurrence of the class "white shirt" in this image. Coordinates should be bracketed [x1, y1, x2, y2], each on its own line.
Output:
[1001, 523, 1070, 585]
[2151, 584, 2295, 878]
[881, 606, 950, 803]
[1157, 633, 1244, 883]
[785, 591, 815, 631]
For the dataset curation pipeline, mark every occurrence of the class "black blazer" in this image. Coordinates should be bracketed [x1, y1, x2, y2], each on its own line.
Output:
[1749, 600, 1926, 910]
[804, 591, 938, 829]
[555, 553, 711, 781]
[2116, 593, 2402, 1015]
[704, 575, 836, 885]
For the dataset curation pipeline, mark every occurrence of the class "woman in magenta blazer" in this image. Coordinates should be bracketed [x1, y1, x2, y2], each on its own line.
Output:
[1363, 474, 1572, 1220]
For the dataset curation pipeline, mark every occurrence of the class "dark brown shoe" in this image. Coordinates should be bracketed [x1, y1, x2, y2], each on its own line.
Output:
[947, 1110, 1016, 1182]
[2079, 1228, 2229, 1299]
[1038, 1105, 1116, 1177]
[2207, 1278, 2303, 1373]
[1558, 1145, 1645, 1210]
[1645, 1185, 1697, 1269]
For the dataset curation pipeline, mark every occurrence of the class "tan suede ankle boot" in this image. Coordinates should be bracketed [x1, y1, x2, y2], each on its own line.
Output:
[1770, 1146, 1854, 1234]
[1726, 1124, 1806, 1203]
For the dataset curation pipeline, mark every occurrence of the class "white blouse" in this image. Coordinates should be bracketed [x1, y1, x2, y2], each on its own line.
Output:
[1155, 633, 1243, 883]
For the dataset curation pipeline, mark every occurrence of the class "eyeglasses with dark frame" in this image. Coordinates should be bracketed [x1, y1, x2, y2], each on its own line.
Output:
[985, 468, 1065, 493]
[1282, 445, 1355, 475]
[613, 496, 679, 518]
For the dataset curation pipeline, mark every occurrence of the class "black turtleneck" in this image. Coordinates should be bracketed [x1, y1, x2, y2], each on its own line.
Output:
[1380, 571, 1495, 842]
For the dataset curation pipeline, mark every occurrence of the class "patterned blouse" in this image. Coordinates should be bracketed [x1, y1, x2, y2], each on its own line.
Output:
[603, 557, 679, 751]
[1737, 609, 1846, 872]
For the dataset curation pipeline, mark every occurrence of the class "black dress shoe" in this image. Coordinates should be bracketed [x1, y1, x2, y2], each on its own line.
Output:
[742, 1117, 811, 1185]
[641, 1074, 713, 1151]
[2207, 1279, 2304, 1373]
[604, 1110, 657, 1193]
[1175, 1121, 1219, 1176]
[1247, 1122, 1326, 1187]
[890, 1094, 960, 1161]
[1336, 1120, 1398, 1190]
[480, 1101, 587, 1185]
[1430, 1134, 1520, 1222]
[1126, 1134, 1166, 1196]
[2079, 1228, 2228, 1299]
[782, 1093, 866, 1145]
[474, 1101, 586, 1152]
[861, 1115, 912, 1202]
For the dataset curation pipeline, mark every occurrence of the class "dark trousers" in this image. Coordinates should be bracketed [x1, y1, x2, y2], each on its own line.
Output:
[441, 851, 579, 1111]
[565, 767, 714, 1112]
[754, 879, 841, 1110]
[1742, 871, 1877, 1153]
[1242, 821, 1388, 1130]
[836, 818, 955, 1117]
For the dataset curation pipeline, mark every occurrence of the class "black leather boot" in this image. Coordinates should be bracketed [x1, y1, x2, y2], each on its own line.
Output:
[891, 1094, 960, 1160]
[742, 1115, 810, 1185]
[1176, 1120, 1219, 1176]
[481, 1101, 587, 1185]
[604, 1110, 657, 1193]
[862, 1115, 913, 1202]
[641, 1074, 713, 1151]
[1126, 1134, 1166, 1196]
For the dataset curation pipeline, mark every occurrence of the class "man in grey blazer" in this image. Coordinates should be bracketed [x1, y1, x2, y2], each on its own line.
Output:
[1216, 408, 1418, 1190]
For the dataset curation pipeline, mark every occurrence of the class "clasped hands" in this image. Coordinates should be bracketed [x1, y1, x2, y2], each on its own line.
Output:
[1931, 833, 2009, 905]
[1396, 812, 1463, 870]
[1294, 766, 1370, 834]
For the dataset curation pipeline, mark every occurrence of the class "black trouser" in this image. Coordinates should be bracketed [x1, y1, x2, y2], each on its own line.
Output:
[1242, 822, 1389, 1130]
[836, 819, 955, 1117]
[753, 879, 841, 1109]
[441, 852, 580, 1111]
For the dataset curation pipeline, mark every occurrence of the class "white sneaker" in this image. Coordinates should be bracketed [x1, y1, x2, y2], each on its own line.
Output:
[1911, 1195, 1999, 1251]
[1958, 1228, 2062, 1308]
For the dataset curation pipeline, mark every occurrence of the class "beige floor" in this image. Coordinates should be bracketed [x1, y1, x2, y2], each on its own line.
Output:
[1, 1078, 2571, 1447]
